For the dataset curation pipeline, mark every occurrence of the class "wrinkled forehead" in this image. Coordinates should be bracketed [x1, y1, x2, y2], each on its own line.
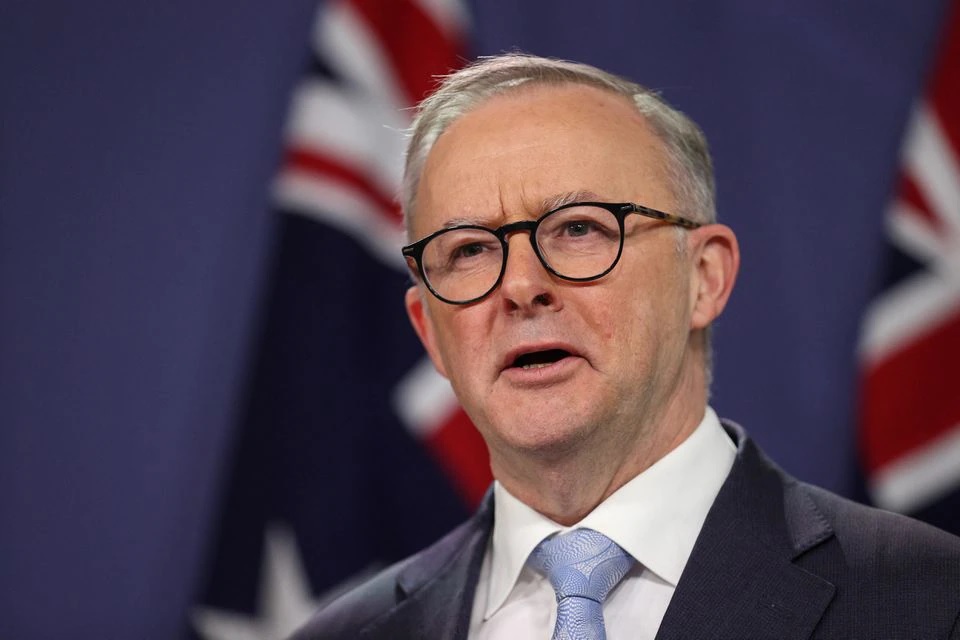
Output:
[410, 84, 675, 237]
[404, 81, 644, 231]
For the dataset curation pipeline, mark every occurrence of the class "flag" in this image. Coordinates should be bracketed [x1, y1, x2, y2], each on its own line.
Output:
[188, 1, 491, 638]
[859, 0, 960, 534]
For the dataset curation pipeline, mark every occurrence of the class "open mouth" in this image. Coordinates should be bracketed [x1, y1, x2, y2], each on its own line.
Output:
[511, 349, 572, 370]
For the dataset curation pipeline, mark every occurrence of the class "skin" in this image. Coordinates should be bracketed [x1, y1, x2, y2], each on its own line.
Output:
[405, 83, 739, 525]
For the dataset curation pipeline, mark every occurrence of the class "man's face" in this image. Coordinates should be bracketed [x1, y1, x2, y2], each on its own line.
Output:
[405, 84, 710, 468]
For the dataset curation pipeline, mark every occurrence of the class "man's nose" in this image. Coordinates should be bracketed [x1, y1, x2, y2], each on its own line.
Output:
[498, 234, 561, 313]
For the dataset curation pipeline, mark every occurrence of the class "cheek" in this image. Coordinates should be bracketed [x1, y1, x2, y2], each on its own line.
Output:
[583, 275, 679, 363]
[573, 286, 648, 365]
[433, 308, 491, 378]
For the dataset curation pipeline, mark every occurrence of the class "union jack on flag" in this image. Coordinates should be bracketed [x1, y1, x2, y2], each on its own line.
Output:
[190, 2, 490, 638]
[859, 0, 960, 534]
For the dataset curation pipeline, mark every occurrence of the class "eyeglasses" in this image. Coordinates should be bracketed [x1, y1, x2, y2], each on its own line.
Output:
[402, 201, 701, 305]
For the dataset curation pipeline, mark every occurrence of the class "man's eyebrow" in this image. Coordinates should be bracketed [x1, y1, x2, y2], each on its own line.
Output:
[436, 190, 604, 229]
[540, 190, 603, 211]
[440, 216, 490, 229]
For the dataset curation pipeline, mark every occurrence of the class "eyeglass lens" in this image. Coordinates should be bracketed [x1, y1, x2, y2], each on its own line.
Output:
[420, 205, 622, 303]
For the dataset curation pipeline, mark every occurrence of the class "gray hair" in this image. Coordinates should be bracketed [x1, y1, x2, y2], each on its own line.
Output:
[401, 53, 717, 234]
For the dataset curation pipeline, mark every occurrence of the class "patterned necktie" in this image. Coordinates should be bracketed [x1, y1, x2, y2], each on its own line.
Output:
[529, 528, 635, 640]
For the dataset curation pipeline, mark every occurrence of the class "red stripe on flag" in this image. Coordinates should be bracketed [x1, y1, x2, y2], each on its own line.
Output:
[350, 0, 464, 104]
[861, 309, 960, 472]
[423, 408, 492, 508]
[284, 147, 403, 226]
[896, 173, 941, 230]
[929, 0, 960, 158]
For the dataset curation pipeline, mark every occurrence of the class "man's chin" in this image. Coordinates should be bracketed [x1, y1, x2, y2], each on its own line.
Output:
[490, 416, 598, 462]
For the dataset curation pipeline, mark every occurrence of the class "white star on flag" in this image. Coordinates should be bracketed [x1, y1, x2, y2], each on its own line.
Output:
[192, 523, 378, 640]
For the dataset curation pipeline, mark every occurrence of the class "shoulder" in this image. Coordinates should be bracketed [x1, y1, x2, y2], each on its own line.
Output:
[287, 556, 412, 640]
[722, 421, 960, 634]
[793, 481, 960, 636]
[287, 498, 493, 640]
[725, 419, 960, 566]
[800, 480, 960, 576]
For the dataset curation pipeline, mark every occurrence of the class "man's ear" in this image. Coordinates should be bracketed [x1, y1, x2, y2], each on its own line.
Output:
[405, 285, 449, 378]
[689, 224, 740, 330]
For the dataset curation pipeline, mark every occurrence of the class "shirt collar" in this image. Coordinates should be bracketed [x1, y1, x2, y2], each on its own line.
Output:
[484, 406, 735, 620]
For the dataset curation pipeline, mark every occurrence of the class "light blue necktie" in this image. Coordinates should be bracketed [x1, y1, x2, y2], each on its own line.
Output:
[529, 528, 635, 640]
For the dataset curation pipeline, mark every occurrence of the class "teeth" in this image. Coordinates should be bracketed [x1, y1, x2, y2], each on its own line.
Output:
[522, 362, 551, 370]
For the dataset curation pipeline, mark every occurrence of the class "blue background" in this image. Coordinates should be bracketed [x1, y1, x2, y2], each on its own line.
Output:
[0, 0, 949, 637]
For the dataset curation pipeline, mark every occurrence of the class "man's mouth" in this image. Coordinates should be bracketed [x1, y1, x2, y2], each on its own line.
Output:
[511, 349, 573, 370]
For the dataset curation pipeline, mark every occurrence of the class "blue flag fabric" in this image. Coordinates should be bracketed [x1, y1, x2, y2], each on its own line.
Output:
[190, 213, 469, 638]
[189, 1, 479, 636]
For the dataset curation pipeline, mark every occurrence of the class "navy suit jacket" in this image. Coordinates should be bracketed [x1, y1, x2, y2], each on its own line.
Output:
[291, 422, 960, 639]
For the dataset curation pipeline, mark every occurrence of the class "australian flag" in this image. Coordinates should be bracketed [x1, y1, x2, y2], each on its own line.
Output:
[188, 1, 491, 638]
[859, 0, 960, 536]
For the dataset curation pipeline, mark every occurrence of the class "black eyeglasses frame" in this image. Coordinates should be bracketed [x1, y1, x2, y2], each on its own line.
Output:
[401, 201, 702, 305]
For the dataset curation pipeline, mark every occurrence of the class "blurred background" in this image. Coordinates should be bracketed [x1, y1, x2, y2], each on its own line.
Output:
[2, 0, 958, 638]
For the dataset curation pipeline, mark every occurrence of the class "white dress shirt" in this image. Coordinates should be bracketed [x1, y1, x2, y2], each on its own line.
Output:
[467, 407, 736, 640]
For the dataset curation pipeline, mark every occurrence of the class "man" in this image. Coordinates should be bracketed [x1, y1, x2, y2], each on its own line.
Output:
[292, 54, 960, 639]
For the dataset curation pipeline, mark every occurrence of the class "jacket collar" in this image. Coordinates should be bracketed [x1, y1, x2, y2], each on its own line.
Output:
[655, 420, 836, 640]
[365, 421, 837, 640]
[359, 490, 493, 639]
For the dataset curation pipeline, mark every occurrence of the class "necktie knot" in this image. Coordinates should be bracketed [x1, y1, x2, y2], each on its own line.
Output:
[529, 528, 635, 640]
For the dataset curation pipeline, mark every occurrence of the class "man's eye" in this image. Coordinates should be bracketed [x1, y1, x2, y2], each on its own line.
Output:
[565, 221, 596, 237]
[446, 240, 500, 266]
[453, 242, 487, 259]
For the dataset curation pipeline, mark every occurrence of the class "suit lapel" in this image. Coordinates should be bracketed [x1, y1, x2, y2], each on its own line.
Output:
[360, 493, 493, 640]
[357, 425, 837, 639]
[656, 423, 836, 640]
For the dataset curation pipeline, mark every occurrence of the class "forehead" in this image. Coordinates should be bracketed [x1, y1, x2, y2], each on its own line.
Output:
[413, 83, 675, 235]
